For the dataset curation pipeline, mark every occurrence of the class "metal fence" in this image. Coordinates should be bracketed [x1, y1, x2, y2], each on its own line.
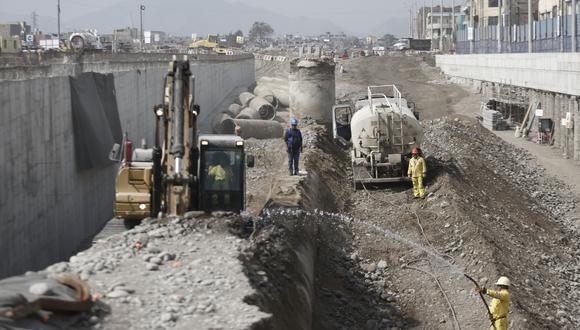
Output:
[456, 15, 580, 54]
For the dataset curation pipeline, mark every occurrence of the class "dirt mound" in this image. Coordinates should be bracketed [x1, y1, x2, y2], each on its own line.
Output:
[423, 117, 576, 221]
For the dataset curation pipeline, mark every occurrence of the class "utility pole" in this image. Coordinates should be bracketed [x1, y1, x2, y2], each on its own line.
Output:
[31, 11, 38, 32]
[410, 7, 413, 37]
[439, 0, 443, 51]
[423, 0, 427, 39]
[57, 0, 61, 42]
[506, 0, 511, 52]
[573, 0, 577, 52]
[452, 0, 455, 51]
[528, 0, 533, 53]
[470, 0, 474, 53]
[431, 0, 434, 47]
[498, 0, 503, 53]
[140, 4, 145, 51]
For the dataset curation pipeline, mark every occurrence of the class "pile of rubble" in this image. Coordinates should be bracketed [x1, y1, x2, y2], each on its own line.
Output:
[423, 117, 576, 221]
[37, 216, 268, 329]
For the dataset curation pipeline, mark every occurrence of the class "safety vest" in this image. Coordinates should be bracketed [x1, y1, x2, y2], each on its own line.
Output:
[208, 165, 232, 189]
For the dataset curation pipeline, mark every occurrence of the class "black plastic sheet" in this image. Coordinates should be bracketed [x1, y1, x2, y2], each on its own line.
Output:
[69, 72, 121, 170]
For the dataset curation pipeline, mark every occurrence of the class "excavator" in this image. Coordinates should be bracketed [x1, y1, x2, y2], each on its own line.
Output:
[189, 34, 229, 55]
[111, 57, 253, 227]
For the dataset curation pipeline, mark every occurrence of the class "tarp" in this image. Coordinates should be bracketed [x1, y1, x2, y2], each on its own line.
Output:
[0, 274, 91, 329]
[70, 72, 122, 170]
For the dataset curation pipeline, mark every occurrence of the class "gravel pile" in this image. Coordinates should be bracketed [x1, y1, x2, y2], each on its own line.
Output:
[43, 215, 269, 329]
[423, 118, 576, 222]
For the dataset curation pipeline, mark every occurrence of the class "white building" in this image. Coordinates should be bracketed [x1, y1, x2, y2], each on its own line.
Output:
[538, 0, 580, 19]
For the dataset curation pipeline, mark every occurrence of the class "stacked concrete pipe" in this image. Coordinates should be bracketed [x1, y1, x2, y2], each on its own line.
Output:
[255, 79, 290, 108]
[215, 89, 282, 138]
[221, 118, 284, 140]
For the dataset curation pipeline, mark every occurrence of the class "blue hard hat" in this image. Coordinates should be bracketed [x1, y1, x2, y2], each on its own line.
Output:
[291, 118, 298, 126]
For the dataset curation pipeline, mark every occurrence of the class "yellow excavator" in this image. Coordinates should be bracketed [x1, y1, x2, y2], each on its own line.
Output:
[111, 58, 253, 227]
[189, 34, 230, 55]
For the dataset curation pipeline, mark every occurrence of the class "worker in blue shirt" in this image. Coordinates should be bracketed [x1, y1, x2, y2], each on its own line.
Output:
[284, 118, 303, 176]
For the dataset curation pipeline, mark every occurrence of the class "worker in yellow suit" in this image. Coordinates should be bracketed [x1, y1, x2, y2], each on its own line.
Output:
[407, 148, 426, 198]
[208, 152, 233, 208]
[476, 276, 511, 330]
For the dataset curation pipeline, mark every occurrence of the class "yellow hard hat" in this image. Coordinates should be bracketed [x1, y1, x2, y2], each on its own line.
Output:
[495, 276, 511, 287]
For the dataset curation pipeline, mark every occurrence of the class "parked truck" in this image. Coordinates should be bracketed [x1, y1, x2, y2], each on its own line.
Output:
[392, 38, 431, 51]
[332, 85, 423, 188]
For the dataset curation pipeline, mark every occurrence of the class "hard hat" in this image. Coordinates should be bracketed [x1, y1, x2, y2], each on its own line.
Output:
[495, 276, 511, 287]
[291, 118, 298, 126]
[411, 148, 419, 155]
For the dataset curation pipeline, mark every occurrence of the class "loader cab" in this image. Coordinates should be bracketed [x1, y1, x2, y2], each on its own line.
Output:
[198, 135, 248, 213]
[332, 103, 354, 142]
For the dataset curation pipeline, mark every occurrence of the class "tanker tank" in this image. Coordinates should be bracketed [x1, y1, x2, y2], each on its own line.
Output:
[335, 85, 423, 187]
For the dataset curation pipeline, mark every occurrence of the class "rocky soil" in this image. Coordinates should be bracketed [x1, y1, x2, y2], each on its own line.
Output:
[42, 215, 268, 329]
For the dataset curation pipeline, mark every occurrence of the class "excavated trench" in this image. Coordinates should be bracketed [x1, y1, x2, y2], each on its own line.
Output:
[239, 125, 409, 330]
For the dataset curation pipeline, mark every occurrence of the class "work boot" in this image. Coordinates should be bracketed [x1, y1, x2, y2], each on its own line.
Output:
[289, 170, 294, 176]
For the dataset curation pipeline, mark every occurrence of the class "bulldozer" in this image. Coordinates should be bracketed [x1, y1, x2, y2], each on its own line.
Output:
[111, 58, 253, 227]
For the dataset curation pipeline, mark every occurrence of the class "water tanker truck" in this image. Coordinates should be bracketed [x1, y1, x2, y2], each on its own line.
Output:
[332, 85, 423, 188]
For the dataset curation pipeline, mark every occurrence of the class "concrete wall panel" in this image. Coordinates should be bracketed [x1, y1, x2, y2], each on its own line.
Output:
[436, 53, 580, 96]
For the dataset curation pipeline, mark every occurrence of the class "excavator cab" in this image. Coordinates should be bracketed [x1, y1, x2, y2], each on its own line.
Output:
[198, 135, 248, 213]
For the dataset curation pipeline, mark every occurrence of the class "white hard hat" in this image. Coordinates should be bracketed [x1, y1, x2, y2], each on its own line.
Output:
[495, 276, 511, 287]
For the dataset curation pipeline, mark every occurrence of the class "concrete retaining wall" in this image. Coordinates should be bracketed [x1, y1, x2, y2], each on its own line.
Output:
[0, 54, 254, 278]
[437, 53, 580, 162]
[436, 53, 580, 96]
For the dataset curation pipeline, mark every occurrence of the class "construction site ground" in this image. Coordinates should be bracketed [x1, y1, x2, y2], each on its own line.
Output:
[15, 54, 580, 330]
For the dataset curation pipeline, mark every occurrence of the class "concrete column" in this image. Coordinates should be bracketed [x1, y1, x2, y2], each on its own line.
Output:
[574, 97, 580, 161]
[548, 92, 556, 120]
[567, 96, 574, 158]
[554, 94, 564, 148]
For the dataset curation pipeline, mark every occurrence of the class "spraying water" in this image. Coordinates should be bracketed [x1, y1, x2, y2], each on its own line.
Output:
[258, 208, 466, 276]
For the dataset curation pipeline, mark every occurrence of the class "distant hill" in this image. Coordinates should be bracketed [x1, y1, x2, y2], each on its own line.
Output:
[57, 0, 345, 36]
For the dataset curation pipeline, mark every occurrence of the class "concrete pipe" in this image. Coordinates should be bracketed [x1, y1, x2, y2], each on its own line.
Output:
[289, 58, 335, 124]
[235, 107, 261, 120]
[255, 84, 289, 108]
[213, 113, 233, 133]
[253, 88, 279, 110]
[258, 76, 288, 86]
[224, 103, 242, 118]
[239, 92, 255, 106]
[249, 96, 276, 120]
[221, 118, 284, 139]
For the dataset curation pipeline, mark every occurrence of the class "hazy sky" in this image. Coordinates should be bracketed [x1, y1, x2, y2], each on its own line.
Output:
[0, 0, 454, 36]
